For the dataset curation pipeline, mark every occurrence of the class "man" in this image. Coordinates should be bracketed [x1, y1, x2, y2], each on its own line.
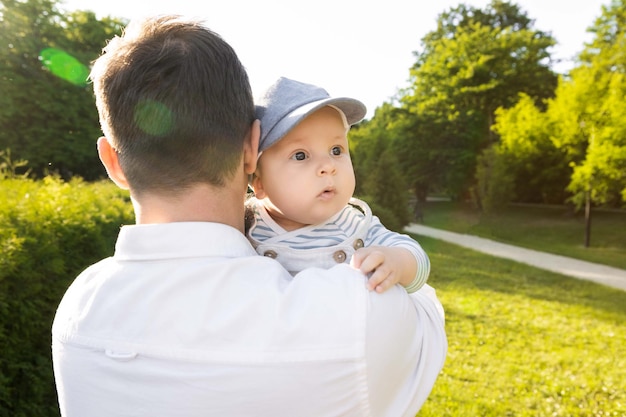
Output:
[52, 15, 447, 417]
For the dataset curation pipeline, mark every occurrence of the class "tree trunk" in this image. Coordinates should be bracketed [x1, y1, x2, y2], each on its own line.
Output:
[584, 189, 592, 248]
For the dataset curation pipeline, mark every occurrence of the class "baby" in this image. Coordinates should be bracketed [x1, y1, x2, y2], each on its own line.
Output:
[247, 77, 429, 293]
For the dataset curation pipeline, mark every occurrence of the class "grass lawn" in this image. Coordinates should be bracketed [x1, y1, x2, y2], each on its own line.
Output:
[417, 201, 626, 270]
[413, 236, 625, 417]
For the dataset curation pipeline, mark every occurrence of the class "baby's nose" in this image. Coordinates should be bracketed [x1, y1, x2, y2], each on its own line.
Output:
[318, 156, 337, 175]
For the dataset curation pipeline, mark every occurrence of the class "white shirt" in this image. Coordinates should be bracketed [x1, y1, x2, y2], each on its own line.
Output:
[52, 222, 446, 417]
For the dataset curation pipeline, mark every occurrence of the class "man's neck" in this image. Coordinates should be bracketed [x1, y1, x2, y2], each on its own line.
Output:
[131, 183, 246, 233]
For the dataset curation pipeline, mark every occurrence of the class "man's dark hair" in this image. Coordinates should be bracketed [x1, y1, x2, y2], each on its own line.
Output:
[90, 15, 254, 194]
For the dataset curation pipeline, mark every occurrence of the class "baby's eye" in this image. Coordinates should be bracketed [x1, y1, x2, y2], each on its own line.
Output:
[291, 151, 307, 161]
[330, 146, 343, 156]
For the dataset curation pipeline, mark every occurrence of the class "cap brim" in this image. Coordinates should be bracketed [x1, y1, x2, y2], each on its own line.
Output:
[261, 97, 366, 152]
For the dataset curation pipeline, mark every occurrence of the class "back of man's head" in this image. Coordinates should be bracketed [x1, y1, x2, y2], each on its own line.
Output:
[90, 15, 254, 195]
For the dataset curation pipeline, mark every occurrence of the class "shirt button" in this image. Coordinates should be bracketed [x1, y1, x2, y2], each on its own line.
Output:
[263, 250, 278, 259]
[353, 239, 364, 249]
[333, 250, 347, 263]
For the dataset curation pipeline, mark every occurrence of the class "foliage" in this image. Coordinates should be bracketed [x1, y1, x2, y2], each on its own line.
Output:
[357, 151, 410, 232]
[398, 0, 558, 199]
[473, 144, 515, 212]
[0, 0, 125, 179]
[489, 0, 626, 209]
[356, 0, 623, 212]
[561, 27, 626, 208]
[490, 93, 571, 204]
[349, 108, 411, 231]
[0, 176, 133, 416]
[349, 115, 384, 198]
[0, 148, 30, 179]
[549, 71, 626, 209]
[415, 236, 626, 416]
[356, 104, 477, 202]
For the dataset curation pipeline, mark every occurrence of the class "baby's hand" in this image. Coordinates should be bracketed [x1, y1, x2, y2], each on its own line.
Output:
[350, 246, 417, 293]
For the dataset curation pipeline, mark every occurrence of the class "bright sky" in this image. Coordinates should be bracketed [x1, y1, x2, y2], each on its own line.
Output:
[60, 0, 608, 118]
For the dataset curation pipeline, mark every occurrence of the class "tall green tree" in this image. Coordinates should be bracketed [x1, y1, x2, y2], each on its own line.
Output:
[349, 106, 411, 231]
[350, 103, 430, 200]
[554, 0, 626, 209]
[488, 0, 626, 245]
[550, 0, 626, 244]
[489, 93, 570, 205]
[400, 0, 558, 199]
[0, 0, 125, 179]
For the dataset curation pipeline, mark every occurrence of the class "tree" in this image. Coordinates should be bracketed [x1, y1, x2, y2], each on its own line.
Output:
[0, 0, 125, 179]
[399, 0, 558, 199]
[474, 144, 515, 212]
[350, 104, 434, 202]
[349, 108, 411, 231]
[548, 0, 626, 245]
[490, 93, 570, 205]
[560, 0, 626, 209]
[487, 0, 626, 246]
[360, 148, 411, 232]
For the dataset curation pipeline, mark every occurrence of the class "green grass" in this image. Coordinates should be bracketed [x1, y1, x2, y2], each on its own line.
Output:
[417, 201, 626, 270]
[414, 236, 626, 417]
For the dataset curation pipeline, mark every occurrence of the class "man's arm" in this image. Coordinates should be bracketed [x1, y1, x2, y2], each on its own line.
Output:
[364, 283, 447, 416]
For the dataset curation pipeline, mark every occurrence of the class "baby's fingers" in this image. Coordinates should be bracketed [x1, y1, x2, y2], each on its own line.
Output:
[353, 248, 398, 293]
[354, 249, 384, 274]
[367, 265, 394, 293]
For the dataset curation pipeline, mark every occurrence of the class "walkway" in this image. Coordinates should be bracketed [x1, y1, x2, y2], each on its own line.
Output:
[404, 223, 626, 292]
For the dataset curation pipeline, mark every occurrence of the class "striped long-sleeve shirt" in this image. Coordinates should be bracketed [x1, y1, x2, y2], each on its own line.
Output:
[247, 197, 429, 292]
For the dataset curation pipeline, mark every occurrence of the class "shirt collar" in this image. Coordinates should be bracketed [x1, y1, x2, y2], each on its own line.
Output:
[114, 222, 258, 261]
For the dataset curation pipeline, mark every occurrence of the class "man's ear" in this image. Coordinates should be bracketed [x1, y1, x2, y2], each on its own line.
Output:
[97, 137, 130, 190]
[243, 119, 260, 175]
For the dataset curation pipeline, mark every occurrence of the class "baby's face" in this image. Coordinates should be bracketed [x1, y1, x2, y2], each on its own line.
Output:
[252, 106, 356, 231]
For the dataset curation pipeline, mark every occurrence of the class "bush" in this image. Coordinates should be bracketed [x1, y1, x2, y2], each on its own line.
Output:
[359, 149, 411, 232]
[357, 197, 403, 233]
[474, 145, 515, 213]
[0, 176, 133, 417]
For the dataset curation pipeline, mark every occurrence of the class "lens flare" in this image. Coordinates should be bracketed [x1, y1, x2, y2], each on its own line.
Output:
[40, 48, 89, 86]
[134, 100, 174, 136]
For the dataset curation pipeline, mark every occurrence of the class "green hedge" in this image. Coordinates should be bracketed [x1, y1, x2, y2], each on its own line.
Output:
[0, 176, 133, 417]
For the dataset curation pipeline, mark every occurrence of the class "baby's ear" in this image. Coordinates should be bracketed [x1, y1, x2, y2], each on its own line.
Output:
[250, 174, 266, 199]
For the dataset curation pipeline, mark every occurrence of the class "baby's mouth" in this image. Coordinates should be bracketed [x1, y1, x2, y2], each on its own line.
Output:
[319, 187, 336, 199]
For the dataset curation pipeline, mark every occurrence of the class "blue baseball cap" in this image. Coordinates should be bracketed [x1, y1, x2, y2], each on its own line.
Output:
[255, 77, 367, 152]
